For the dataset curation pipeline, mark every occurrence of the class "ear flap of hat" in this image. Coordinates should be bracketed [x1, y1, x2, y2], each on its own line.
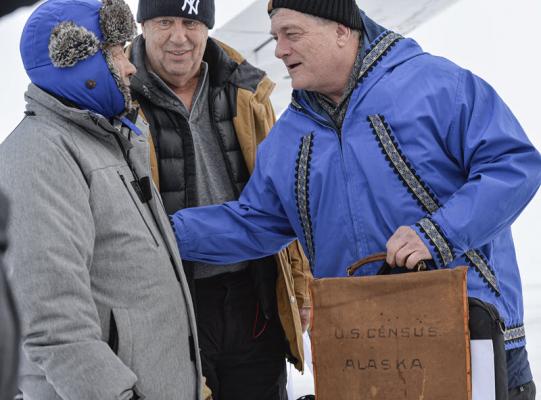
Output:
[48, 21, 100, 68]
[100, 0, 137, 46]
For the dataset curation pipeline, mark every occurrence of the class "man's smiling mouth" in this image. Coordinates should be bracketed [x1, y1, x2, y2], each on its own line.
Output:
[287, 62, 301, 71]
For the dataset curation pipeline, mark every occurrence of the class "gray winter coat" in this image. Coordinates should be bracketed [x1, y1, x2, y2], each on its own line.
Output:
[0, 189, 20, 400]
[0, 84, 202, 400]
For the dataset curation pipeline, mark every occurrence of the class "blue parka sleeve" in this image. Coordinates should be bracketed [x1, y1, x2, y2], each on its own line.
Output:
[412, 69, 541, 265]
[171, 141, 297, 264]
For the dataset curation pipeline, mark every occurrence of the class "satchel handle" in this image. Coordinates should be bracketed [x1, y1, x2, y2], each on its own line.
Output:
[346, 252, 428, 276]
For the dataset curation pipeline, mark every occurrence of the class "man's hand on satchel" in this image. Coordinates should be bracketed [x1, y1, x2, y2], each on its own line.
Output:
[386, 226, 432, 269]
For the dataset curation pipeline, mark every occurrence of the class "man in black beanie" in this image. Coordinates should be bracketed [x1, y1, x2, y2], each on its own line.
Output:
[170, 1, 538, 399]
[129, 1, 313, 399]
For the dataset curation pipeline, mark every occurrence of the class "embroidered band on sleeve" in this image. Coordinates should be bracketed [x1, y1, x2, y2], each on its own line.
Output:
[417, 217, 455, 266]
[504, 324, 525, 344]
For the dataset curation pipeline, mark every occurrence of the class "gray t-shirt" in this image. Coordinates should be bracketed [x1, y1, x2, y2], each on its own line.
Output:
[179, 63, 249, 279]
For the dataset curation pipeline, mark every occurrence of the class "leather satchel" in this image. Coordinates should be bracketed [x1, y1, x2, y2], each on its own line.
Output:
[309, 253, 471, 399]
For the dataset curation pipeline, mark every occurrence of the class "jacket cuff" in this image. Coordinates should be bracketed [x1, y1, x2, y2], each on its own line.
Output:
[170, 212, 192, 257]
[412, 217, 456, 267]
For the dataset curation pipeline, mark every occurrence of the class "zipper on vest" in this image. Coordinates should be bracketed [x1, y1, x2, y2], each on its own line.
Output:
[118, 172, 160, 247]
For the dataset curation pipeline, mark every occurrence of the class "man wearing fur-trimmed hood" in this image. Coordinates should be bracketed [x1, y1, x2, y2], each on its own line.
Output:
[0, 0, 203, 398]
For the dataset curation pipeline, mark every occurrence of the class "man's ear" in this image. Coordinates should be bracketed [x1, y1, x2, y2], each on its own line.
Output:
[141, 21, 147, 39]
[336, 23, 352, 48]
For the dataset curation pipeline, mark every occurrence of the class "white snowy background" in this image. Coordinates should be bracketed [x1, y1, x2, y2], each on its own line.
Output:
[0, 0, 539, 397]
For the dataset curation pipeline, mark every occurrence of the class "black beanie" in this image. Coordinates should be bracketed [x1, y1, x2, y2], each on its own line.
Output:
[137, 0, 215, 28]
[267, 0, 362, 31]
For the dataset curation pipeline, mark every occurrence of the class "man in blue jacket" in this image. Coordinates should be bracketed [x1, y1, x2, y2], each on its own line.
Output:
[171, 0, 541, 397]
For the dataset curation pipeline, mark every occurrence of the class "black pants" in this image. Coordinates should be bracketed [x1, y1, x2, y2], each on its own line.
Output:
[509, 381, 536, 400]
[195, 269, 287, 400]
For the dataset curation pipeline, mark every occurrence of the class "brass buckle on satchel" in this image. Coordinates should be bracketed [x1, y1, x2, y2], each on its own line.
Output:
[346, 252, 428, 276]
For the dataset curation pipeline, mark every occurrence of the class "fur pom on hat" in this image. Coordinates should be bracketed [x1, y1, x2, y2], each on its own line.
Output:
[100, 0, 137, 47]
[48, 21, 100, 67]
[48, 0, 136, 68]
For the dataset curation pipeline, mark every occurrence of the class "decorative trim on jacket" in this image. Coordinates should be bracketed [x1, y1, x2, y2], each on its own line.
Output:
[368, 113, 501, 296]
[417, 217, 455, 266]
[504, 324, 526, 345]
[464, 250, 499, 296]
[358, 31, 403, 83]
[368, 114, 441, 213]
[295, 134, 315, 269]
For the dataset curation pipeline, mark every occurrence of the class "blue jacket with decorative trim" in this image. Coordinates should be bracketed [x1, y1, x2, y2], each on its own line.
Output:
[171, 15, 541, 351]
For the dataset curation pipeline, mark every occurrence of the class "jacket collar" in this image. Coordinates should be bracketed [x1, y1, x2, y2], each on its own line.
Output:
[203, 37, 238, 89]
[292, 12, 422, 122]
[25, 83, 132, 148]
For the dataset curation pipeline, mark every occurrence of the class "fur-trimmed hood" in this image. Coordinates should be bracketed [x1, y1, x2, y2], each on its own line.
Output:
[20, 0, 136, 118]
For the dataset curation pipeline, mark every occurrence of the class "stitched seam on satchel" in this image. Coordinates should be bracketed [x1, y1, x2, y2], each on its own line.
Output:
[358, 31, 403, 84]
[369, 113, 500, 296]
[417, 218, 455, 266]
[504, 324, 525, 344]
[295, 134, 315, 270]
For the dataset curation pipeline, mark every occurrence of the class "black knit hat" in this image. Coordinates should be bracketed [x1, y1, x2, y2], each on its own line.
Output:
[267, 0, 362, 30]
[137, 0, 215, 28]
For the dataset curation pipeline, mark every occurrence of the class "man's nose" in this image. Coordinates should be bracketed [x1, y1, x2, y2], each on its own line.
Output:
[169, 24, 188, 44]
[126, 61, 136, 77]
[274, 38, 290, 60]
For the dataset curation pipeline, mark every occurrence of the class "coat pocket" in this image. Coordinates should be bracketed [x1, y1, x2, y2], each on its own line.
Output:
[108, 308, 134, 368]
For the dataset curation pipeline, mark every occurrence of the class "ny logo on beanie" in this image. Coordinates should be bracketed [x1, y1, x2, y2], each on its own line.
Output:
[137, 0, 214, 27]
[182, 0, 200, 15]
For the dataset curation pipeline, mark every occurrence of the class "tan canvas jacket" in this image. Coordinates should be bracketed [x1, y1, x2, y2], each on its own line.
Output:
[144, 40, 313, 372]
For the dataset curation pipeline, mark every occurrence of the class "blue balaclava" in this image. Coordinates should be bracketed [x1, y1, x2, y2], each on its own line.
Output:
[20, 0, 137, 118]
